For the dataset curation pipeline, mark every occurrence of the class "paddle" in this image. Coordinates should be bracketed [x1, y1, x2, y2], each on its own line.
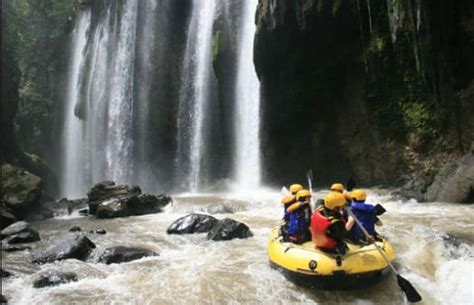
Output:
[306, 169, 315, 209]
[345, 207, 422, 303]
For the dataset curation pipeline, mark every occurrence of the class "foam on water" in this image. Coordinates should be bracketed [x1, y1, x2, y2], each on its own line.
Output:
[2, 189, 473, 304]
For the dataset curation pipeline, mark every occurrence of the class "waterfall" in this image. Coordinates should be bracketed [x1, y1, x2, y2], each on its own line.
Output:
[176, 0, 217, 192]
[61, 11, 91, 198]
[233, 0, 261, 190]
[61, 1, 144, 198]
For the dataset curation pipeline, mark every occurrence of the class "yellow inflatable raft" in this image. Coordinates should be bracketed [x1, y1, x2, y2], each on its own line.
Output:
[268, 228, 396, 289]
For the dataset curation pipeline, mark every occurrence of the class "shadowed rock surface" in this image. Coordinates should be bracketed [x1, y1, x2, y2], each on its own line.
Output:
[33, 270, 78, 288]
[167, 214, 218, 234]
[32, 234, 96, 264]
[207, 218, 253, 241]
[98, 246, 158, 264]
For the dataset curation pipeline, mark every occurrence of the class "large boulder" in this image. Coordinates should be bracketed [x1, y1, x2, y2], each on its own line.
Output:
[95, 193, 171, 219]
[0, 294, 6, 304]
[425, 153, 474, 203]
[1, 221, 40, 244]
[87, 181, 141, 214]
[1, 164, 42, 216]
[207, 218, 253, 241]
[98, 246, 157, 264]
[32, 270, 78, 288]
[167, 214, 218, 234]
[32, 234, 96, 264]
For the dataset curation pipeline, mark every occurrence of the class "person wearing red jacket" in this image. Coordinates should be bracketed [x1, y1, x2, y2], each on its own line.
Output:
[311, 192, 347, 255]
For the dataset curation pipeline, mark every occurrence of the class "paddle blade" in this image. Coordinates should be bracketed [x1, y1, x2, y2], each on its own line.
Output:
[397, 275, 422, 303]
[281, 187, 290, 196]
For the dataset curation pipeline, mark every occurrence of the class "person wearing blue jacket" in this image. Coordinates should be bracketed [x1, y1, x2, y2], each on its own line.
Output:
[345, 189, 383, 243]
[286, 189, 312, 244]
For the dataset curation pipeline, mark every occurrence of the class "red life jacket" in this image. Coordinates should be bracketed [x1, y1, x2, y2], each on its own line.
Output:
[310, 209, 339, 250]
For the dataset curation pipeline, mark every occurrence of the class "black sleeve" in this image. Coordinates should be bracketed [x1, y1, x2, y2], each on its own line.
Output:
[327, 221, 345, 243]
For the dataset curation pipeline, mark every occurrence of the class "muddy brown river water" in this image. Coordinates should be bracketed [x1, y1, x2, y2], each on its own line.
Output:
[2, 189, 473, 304]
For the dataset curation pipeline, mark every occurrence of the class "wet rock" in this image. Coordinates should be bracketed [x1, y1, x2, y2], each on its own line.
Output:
[32, 234, 96, 264]
[1, 268, 12, 278]
[96, 194, 170, 219]
[33, 270, 78, 288]
[1, 221, 40, 244]
[167, 214, 218, 234]
[1, 164, 42, 216]
[94, 228, 106, 235]
[98, 246, 157, 264]
[2, 242, 31, 252]
[425, 153, 474, 203]
[69, 226, 82, 232]
[95, 197, 128, 218]
[0, 207, 17, 230]
[207, 218, 253, 241]
[87, 181, 141, 214]
[0, 294, 6, 304]
[78, 208, 89, 215]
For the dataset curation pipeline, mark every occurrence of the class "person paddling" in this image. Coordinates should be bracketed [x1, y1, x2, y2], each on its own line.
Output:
[280, 184, 303, 239]
[310, 192, 347, 255]
[286, 189, 312, 244]
[345, 189, 383, 243]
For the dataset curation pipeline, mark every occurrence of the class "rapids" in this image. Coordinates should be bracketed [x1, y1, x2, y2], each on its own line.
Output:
[2, 189, 473, 304]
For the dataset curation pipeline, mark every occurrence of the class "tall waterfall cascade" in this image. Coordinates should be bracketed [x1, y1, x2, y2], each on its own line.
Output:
[61, 11, 92, 198]
[60, 0, 261, 197]
[176, 0, 217, 193]
[234, 0, 262, 190]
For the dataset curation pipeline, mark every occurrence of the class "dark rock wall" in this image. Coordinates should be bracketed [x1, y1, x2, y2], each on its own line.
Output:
[254, 0, 474, 186]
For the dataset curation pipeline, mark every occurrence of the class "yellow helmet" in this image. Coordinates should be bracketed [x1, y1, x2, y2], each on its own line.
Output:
[281, 195, 296, 205]
[324, 192, 346, 210]
[289, 184, 303, 195]
[351, 189, 367, 201]
[296, 189, 312, 201]
[330, 183, 344, 193]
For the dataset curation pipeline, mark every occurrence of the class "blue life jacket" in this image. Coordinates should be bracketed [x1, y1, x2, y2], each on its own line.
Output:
[287, 204, 310, 236]
[350, 201, 377, 240]
[283, 207, 290, 223]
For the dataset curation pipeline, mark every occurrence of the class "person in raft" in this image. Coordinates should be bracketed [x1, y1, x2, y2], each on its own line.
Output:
[280, 184, 303, 239]
[286, 189, 312, 244]
[310, 192, 348, 255]
[345, 189, 383, 243]
[314, 183, 353, 209]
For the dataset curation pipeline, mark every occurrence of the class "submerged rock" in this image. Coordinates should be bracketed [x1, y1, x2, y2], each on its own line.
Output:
[94, 228, 106, 235]
[2, 243, 31, 252]
[33, 270, 78, 288]
[1, 268, 12, 278]
[425, 153, 474, 203]
[32, 234, 96, 264]
[98, 246, 157, 264]
[69, 226, 82, 232]
[167, 214, 218, 234]
[78, 208, 89, 215]
[1, 221, 40, 244]
[207, 218, 253, 241]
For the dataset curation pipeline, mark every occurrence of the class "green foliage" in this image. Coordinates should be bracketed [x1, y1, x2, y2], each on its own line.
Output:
[402, 102, 437, 137]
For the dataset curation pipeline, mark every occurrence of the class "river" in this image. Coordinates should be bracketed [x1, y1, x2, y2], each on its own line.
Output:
[2, 189, 473, 304]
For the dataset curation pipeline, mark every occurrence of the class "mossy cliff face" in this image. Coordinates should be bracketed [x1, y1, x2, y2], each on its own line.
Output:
[254, 0, 474, 186]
